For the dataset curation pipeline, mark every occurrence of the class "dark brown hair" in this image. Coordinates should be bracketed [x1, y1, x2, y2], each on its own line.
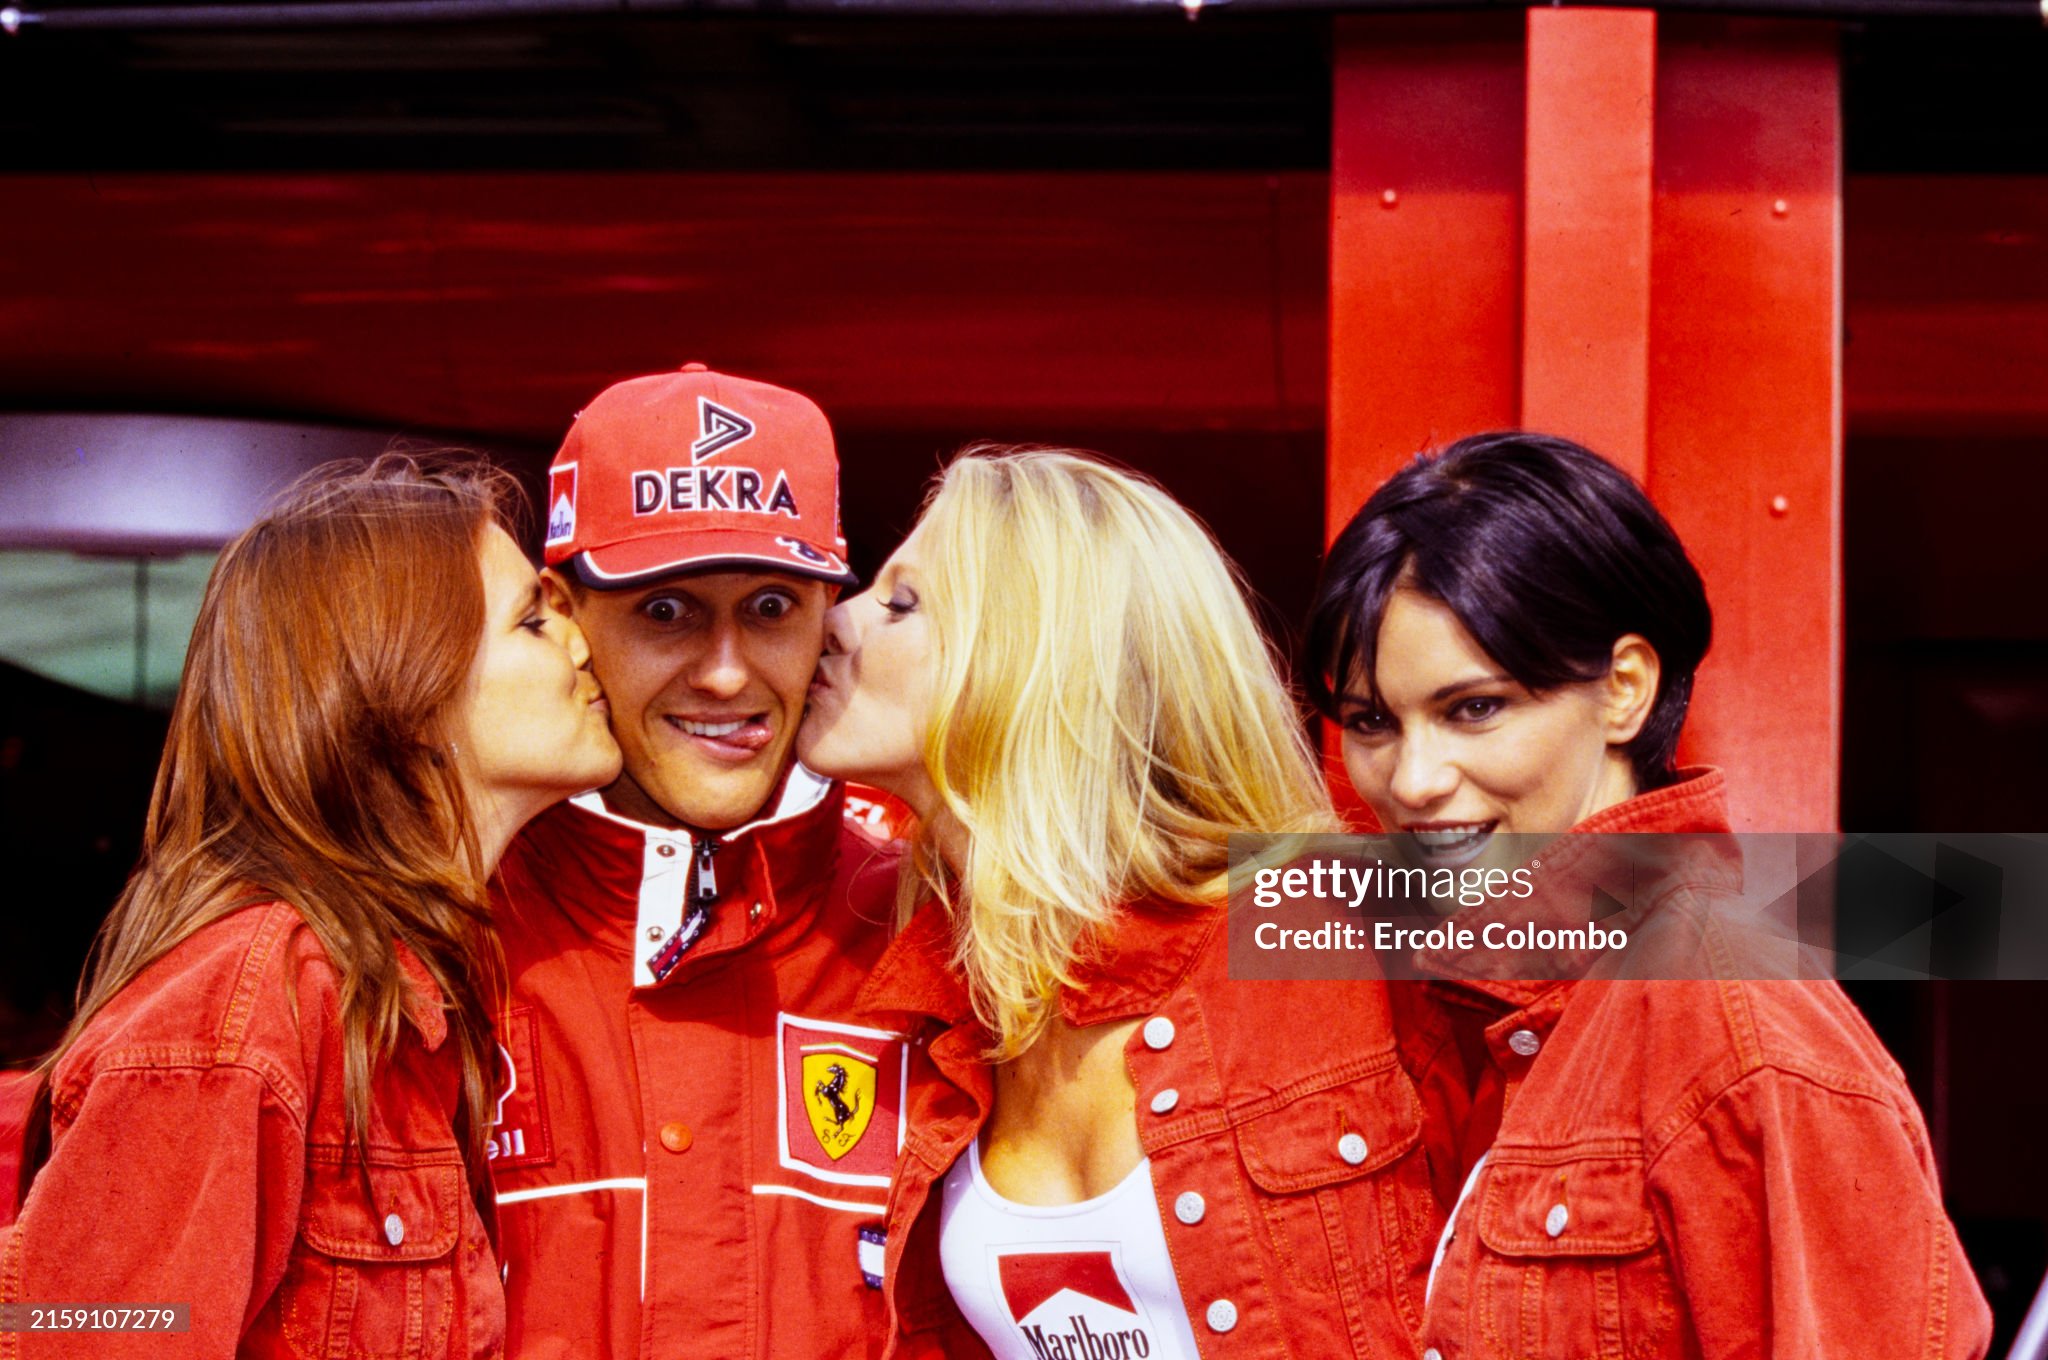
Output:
[1307, 432, 1713, 790]
[23, 452, 522, 1219]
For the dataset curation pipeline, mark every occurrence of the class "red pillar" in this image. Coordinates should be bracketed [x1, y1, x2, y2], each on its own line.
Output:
[1328, 12, 1524, 535]
[1521, 8, 1656, 476]
[1328, 10, 1842, 833]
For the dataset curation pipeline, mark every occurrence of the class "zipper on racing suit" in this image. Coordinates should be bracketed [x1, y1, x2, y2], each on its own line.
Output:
[645, 833, 722, 984]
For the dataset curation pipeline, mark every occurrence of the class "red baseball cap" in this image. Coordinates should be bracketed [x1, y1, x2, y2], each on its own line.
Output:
[543, 363, 856, 588]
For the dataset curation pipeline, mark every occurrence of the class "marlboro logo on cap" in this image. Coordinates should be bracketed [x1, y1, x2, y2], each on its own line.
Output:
[544, 363, 855, 587]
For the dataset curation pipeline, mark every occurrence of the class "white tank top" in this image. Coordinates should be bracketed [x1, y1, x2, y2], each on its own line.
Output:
[939, 1138, 1204, 1360]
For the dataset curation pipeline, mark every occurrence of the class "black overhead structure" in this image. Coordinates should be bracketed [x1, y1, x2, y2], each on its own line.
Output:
[2, 0, 2043, 31]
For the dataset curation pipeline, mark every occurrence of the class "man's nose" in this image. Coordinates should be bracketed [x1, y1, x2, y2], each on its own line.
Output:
[687, 619, 749, 698]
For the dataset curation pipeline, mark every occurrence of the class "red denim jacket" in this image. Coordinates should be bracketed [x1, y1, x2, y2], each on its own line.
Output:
[0, 1072, 30, 1228]
[857, 896, 1439, 1360]
[0, 901, 505, 1360]
[1398, 771, 1993, 1360]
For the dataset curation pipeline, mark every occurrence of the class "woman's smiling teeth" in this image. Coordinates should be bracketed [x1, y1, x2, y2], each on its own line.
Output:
[1409, 823, 1492, 848]
[1402, 822, 1498, 868]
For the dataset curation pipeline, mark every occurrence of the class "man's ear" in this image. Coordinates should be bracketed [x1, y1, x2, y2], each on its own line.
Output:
[1605, 634, 1662, 747]
[540, 566, 578, 618]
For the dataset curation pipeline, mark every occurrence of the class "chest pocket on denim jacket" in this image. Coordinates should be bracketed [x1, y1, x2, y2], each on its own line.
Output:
[1471, 1155, 1679, 1360]
[283, 1148, 467, 1360]
[1233, 1061, 1429, 1297]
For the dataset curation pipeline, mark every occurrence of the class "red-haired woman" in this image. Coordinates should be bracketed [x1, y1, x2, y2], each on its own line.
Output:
[1, 455, 620, 1359]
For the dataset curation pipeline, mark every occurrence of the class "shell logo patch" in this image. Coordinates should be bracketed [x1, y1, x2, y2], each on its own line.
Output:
[777, 1014, 906, 1186]
[487, 1005, 554, 1170]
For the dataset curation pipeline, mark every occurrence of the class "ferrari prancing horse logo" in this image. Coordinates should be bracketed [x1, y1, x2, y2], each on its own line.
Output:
[802, 1047, 878, 1160]
[777, 1014, 905, 1186]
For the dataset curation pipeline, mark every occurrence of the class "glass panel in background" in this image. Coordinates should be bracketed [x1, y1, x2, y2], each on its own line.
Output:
[0, 551, 218, 709]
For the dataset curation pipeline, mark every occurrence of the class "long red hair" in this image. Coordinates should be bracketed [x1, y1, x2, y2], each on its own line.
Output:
[22, 452, 519, 1217]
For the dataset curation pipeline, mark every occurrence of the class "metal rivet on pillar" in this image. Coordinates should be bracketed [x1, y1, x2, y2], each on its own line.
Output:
[1381, 189, 1399, 209]
[1772, 198, 1790, 217]
[1771, 495, 1790, 517]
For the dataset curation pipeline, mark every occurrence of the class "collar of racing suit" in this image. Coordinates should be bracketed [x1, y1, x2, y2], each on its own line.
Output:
[499, 762, 849, 985]
[1409, 765, 1735, 1015]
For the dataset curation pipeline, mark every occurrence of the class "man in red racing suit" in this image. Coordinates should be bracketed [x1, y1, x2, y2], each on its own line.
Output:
[489, 365, 907, 1360]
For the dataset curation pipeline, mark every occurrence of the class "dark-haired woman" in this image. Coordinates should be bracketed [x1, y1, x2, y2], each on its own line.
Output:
[1, 456, 620, 1358]
[1307, 432, 1990, 1360]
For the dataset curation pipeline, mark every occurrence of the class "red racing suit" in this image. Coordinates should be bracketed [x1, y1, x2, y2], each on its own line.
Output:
[489, 766, 904, 1360]
[857, 895, 1440, 1360]
[0, 900, 505, 1360]
[1397, 771, 1993, 1360]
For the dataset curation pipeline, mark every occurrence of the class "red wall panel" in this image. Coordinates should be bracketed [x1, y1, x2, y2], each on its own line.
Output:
[1522, 7, 1656, 476]
[1650, 18, 1842, 832]
[1327, 12, 1527, 541]
[1330, 10, 1842, 832]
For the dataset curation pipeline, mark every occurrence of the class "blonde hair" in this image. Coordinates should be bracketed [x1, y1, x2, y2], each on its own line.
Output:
[907, 447, 1337, 1057]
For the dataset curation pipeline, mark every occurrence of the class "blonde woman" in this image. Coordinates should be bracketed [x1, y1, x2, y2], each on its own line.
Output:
[799, 448, 1440, 1360]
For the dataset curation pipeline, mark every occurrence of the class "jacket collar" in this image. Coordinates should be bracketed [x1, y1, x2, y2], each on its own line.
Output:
[565, 760, 836, 847]
[393, 937, 449, 1052]
[1060, 898, 1218, 1027]
[856, 901, 971, 1031]
[1418, 767, 1734, 1009]
[511, 763, 848, 968]
[857, 894, 1216, 1036]
[1565, 765, 1729, 836]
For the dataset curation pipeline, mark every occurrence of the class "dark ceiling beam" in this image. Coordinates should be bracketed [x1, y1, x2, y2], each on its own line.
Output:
[5, 0, 2040, 33]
